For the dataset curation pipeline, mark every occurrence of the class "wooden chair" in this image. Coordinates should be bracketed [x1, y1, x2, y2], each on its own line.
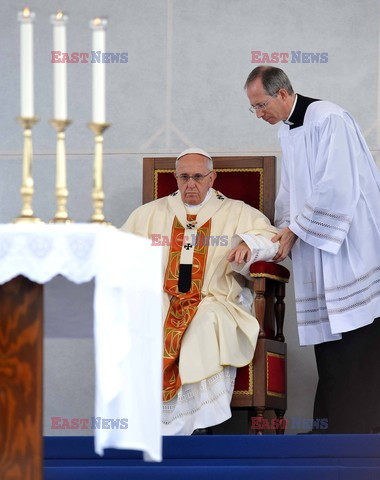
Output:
[143, 155, 289, 434]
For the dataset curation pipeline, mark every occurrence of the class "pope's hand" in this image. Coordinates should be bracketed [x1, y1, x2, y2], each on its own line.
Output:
[227, 242, 252, 265]
[271, 227, 297, 262]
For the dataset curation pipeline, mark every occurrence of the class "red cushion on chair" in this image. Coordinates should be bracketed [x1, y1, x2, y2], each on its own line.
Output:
[250, 261, 290, 282]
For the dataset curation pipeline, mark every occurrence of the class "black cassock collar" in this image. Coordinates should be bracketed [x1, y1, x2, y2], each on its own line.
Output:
[284, 94, 321, 130]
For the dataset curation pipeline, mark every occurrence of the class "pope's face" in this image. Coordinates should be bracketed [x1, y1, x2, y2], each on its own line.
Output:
[175, 154, 216, 205]
[246, 78, 290, 125]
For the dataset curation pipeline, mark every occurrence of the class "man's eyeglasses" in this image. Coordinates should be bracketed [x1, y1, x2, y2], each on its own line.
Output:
[176, 172, 213, 184]
[249, 92, 278, 113]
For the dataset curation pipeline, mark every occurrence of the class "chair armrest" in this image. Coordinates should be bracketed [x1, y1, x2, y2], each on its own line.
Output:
[249, 261, 290, 283]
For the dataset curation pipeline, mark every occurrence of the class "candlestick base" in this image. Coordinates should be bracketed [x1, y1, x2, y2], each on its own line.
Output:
[13, 116, 41, 224]
[13, 214, 42, 224]
[49, 187, 72, 224]
[87, 122, 111, 225]
[50, 119, 72, 223]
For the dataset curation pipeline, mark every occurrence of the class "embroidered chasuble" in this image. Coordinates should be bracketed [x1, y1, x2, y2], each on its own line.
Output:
[122, 188, 279, 410]
[163, 214, 211, 402]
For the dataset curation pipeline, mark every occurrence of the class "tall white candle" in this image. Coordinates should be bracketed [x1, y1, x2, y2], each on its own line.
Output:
[51, 10, 68, 120]
[18, 7, 35, 118]
[91, 17, 107, 124]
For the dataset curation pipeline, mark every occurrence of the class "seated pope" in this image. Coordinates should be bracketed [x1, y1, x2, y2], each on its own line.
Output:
[121, 147, 279, 435]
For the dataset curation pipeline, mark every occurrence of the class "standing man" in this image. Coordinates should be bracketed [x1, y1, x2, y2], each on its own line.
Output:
[245, 66, 380, 433]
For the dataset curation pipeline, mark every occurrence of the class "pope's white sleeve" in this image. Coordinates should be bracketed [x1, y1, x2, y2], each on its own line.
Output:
[229, 233, 279, 278]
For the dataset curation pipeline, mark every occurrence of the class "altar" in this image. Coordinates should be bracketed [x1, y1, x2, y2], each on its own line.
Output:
[0, 223, 163, 480]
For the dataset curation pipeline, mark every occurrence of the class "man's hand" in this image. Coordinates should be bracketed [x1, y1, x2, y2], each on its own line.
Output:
[227, 241, 251, 265]
[271, 227, 297, 262]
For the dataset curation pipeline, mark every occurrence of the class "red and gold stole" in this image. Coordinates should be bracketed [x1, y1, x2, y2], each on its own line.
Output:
[162, 214, 211, 402]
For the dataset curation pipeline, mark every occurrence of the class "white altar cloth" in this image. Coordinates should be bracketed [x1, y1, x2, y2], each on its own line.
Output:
[0, 223, 163, 462]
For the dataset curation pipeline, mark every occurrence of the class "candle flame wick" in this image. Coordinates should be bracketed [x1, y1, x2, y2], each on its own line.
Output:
[23, 7, 30, 17]
[56, 10, 63, 20]
[93, 17, 102, 27]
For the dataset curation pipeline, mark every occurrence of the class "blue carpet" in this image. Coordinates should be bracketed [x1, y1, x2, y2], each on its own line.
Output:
[44, 435, 380, 479]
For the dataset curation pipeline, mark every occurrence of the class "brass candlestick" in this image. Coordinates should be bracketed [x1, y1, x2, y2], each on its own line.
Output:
[13, 116, 41, 223]
[50, 119, 72, 223]
[87, 122, 110, 224]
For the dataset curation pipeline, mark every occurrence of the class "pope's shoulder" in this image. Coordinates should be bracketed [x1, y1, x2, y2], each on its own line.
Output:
[221, 196, 266, 219]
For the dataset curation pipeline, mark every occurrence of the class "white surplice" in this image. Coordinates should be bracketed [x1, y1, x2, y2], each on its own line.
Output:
[275, 100, 380, 346]
[122, 189, 278, 434]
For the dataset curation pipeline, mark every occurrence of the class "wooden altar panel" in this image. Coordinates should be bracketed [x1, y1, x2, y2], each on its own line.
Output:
[0, 276, 43, 480]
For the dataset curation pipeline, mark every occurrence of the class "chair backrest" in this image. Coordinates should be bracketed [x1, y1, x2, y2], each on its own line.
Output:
[142, 156, 276, 222]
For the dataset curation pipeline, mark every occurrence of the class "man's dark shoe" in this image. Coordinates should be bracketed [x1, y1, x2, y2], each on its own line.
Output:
[192, 427, 213, 435]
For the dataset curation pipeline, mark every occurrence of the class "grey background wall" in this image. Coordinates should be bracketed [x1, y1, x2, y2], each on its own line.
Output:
[1, 0, 379, 436]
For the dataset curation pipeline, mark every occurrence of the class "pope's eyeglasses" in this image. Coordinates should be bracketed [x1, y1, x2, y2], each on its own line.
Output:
[176, 172, 213, 184]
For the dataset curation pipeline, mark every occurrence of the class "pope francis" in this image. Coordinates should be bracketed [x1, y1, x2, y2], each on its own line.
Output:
[122, 147, 278, 434]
